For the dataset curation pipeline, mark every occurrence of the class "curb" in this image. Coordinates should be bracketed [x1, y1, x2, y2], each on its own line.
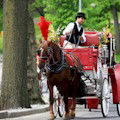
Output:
[0, 111, 8, 119]
[0, 106, 49, 119]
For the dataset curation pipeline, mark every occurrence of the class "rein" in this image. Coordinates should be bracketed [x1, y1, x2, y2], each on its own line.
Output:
[38, 43, 69, 73]
[46, 47, 68, 73]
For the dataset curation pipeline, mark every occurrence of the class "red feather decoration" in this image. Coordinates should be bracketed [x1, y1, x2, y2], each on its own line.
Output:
[37, 16, 51, 41]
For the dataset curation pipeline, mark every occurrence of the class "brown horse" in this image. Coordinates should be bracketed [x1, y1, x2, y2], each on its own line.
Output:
[37, 41, 87, 120]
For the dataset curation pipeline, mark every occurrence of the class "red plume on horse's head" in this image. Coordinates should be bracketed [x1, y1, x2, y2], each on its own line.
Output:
[37, 16, 52, 41]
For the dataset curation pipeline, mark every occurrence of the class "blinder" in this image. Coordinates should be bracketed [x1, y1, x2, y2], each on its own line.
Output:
[37, 47, 53, 63]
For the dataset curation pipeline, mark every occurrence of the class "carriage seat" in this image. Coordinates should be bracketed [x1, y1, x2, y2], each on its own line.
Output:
[60, 31, 99, 47]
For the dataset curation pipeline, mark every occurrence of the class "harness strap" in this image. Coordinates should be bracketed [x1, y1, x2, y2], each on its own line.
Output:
[46, 52, 68, 73]
[36, 55, 46, 64]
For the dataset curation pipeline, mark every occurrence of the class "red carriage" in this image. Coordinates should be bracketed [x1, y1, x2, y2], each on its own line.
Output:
[37, 17, 120, 119]
[58, 31, 120, 118]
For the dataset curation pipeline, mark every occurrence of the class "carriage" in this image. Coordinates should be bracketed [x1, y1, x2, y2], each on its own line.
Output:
[48, 31, 120, 119]
[36, 16, 120, 119]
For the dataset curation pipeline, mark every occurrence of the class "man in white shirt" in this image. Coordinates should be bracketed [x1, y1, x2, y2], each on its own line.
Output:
[63, 12, 86, 48]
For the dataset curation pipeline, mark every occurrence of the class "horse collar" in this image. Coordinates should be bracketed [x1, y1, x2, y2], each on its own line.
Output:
[46, 52, 68, 73]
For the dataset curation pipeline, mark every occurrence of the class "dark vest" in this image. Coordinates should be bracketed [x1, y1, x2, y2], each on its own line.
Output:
[66, 22, 83, 45]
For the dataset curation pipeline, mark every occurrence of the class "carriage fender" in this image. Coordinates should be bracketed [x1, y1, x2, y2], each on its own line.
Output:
[108, 64, 120, 104]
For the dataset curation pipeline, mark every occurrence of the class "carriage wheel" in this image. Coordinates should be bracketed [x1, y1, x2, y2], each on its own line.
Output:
[117, 104, 120, 116]
[58, 97, 65, 117]
[101, 78, 110, 117]
[53, 99, 58, 118]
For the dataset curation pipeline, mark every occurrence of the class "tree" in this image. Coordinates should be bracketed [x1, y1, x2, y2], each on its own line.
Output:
[0, 0, 3, 31]
[30, 0, 45, 16]
[0, 0, 30, 110]
[35, 0, 109, 31]
[97, 0, 120, 54]
[27, 0, 45, 104]
[27, 12, 45, 104]
[112, 5, 120, 54]
[43, 0, 79, 29]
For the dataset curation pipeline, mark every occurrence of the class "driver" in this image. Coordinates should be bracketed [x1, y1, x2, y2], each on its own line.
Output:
[63, 12, 86, 48]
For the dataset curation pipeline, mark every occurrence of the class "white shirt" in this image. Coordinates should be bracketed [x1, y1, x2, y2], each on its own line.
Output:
[63, 22, 86, 43]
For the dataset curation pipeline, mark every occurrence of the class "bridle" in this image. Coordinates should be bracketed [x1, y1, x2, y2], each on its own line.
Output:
[37, 47, 50, 63]
[37, 45, 68, 73]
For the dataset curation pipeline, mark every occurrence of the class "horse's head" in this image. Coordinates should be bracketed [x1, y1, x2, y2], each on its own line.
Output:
[37, 40, 61, 71]
[36, 41, 48, 70]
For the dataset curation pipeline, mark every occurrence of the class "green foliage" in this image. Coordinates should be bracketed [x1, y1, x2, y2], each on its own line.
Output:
[97, 0, 120, 12]
[44, 0, 78, 29]
[31, 0, 120, 51]
[115, 54, 120, 63]
[29, 0, 45, 17]
[83, 0, 107, 30]
[34, 0, 116, 31]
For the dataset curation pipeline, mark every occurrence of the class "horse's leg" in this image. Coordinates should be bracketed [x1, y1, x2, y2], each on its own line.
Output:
[48, 84, 54, 120]
[69, 97, 76, 119]
[63, 85, 70, 119]
[69, 78, 78, 119]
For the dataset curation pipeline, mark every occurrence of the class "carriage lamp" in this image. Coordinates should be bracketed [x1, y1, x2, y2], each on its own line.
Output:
[102, 45, 109, 58]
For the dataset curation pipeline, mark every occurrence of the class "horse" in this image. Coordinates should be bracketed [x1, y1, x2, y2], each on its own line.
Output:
[37, 40, 87, 120]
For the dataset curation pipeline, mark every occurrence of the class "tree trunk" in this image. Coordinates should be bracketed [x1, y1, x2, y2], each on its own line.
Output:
[27, 14, 45, 104]
[0, 0, 30, 110]
[112, 6, 120, 54]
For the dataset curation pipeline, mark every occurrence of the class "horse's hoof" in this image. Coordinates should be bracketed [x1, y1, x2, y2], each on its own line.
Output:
[70, 115, 75, 119]
[49, 117, 54, 120]
[64, 117, 70, 120]
[49, 112, 54, 120]
[64, 118, 70, 120]
[64, 112, 70, 120]
[69, 110, 75, 119]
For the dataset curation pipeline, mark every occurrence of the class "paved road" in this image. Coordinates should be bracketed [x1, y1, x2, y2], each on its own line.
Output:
[1, 104, 119, 120]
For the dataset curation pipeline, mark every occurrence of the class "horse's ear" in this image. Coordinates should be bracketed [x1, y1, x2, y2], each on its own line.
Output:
[44, 40, 49, 48]
[47, 39, 52, 43]
[39, 40, 48, 48]
[38, 40, 44, 48]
